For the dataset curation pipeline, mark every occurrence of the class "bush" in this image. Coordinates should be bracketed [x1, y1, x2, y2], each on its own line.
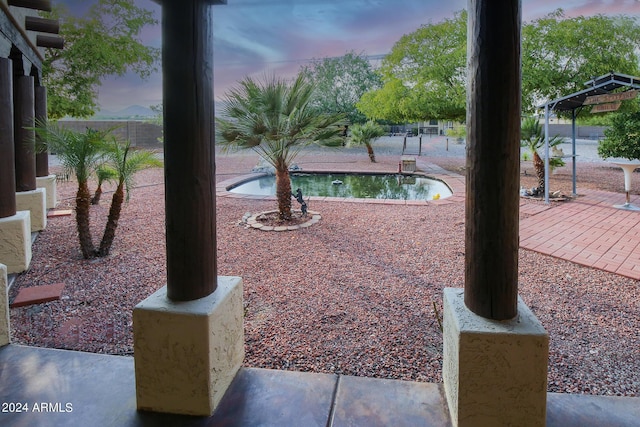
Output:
[598, 110, 640, 160]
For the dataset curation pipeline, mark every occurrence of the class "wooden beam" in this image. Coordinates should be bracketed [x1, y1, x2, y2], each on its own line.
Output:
[0, 58, 16, 219]
[35, 85, 48, 177]
[36, 35, 64, 49]
[0, 8, 43, 68]
[7, 0, 52, 12]
[14, 74, 36, 193]
[25, 16, 59, 34]
[464, 0, 521, 320]
[162, 0, 218, 301]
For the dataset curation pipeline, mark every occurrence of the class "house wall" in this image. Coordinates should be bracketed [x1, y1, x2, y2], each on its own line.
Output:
[58, 120, 163, 149]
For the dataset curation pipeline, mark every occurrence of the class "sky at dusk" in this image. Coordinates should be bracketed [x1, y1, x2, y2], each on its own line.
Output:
[55, 0, 640, 112]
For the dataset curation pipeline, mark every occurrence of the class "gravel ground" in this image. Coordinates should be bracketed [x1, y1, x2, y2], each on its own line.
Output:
[9, 136, 640, 397]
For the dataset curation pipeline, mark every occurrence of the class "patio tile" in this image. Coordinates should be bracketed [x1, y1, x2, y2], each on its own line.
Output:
[331, 376, 451, 427]
[10, 283, 64, 308]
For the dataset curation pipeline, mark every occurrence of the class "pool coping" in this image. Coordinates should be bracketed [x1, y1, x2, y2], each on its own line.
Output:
[216, 169, 466, 206]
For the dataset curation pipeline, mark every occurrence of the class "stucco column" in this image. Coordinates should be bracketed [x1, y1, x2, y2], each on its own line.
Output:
[134, 0, 243, 416]
[443, 1, 549, 426]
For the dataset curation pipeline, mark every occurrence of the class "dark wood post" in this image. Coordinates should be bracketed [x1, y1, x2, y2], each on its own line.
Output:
[161, 0, 217, 301]
[464, 0, 521, 320]
[35, 85, 48, 177]
[0, 58, 16, 219]
[14, 75, 36, 192]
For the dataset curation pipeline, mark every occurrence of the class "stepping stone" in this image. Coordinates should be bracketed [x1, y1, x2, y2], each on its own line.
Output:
[10, 283, 65, 308]
[47, 209, 72, 218]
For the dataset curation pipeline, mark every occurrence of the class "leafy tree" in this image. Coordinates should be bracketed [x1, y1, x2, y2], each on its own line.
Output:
[216, 74, 344, 220]
[300, 51, 381, 124]
[598, 109, 640, 160]
[34, 124, 110, 258]
[358, 10, 467, 123]
[42, 0, 159, 119]
[359, 9, 640, 122]
[521, 117, 564, 192]
[349, 121, 386, 162]
[98, 141, 162, 256]
[522, 9, 640, 113]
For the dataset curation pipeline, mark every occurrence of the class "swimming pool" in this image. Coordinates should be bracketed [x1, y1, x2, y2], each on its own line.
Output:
[227, 172, 452, 201]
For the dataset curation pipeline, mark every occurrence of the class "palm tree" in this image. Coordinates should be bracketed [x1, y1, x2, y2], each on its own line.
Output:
[216, 73, 344, 220]
[97, 140, 162, 257]
[521, 117, 564, 192]
[34, 123, 109, 259]
[349, 120, 386, 162]
[91, 165, 118, 205]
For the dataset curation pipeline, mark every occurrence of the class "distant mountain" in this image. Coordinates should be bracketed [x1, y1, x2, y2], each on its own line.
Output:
[93, 105, 155, 119]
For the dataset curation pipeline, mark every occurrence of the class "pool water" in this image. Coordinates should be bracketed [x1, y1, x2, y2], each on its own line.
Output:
[228, 173, 452, 200]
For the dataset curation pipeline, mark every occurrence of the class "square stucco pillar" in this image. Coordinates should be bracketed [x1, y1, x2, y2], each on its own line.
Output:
[15, 188, 46, 231]
[36, 175, 57, 209]
[443, 288, 549, 427]
[0, 264, 9, 346]
[0, 211, 32, 274]
[133, 276, 244, 416]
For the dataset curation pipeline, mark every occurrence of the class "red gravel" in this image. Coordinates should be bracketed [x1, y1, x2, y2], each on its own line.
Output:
[8, 145, 640, 397]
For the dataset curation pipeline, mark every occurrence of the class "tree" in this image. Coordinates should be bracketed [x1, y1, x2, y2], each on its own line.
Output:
[522, 10, 640, 113]
[520, 117, 564, 192]
[91, 165, 117, 205]
[358, 11, 467, 123]
[598, 108, 640, 160]
[300, 51, 381, 124]
[216, 74, 344, 220]
[42, 0, 159, 119]
[34, 124, 110, 258]
[349, 121, 386, 162]
[98, 141, 162, 256]
[359, 9, 640, 121]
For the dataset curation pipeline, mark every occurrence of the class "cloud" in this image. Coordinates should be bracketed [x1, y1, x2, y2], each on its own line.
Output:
[55, 0, 640, 110]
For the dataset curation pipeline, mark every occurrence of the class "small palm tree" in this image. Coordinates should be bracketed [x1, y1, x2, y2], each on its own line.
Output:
[97, 140, 162, 257]
[91, 165, 118, 205]
[521, 117, 564, 192]
[349, 120, 386, 162]
[216, 73, 344, 220]
[34, 123, 109, 259]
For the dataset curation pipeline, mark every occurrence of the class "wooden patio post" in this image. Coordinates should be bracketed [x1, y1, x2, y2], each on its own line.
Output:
[14, 75, 36, 193]
[464, 0, 521, 320]
[34, 85, 48, 177]
[161, 0, 218, 301]
[0, 58, 16, 219]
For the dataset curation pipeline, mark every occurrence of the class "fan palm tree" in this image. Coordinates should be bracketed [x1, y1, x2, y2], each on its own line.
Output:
[34, 123, 109, 259]
[97, 140, 162, 257]
[216, 73, 344, 220]
[521, 117, 564, 192]
[349, 120, 386, 162]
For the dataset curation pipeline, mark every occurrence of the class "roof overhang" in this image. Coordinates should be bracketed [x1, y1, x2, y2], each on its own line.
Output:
[539, 72, 640, 111]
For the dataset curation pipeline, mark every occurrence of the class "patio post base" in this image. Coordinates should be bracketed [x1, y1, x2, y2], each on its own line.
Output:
[0, 264, 8, 346]
[16, 188, 46, 232]
[443, 287, 549, 427]
[36, 175, 57, 209]
[0, 211, 32, 274]
[133, 276, 244, 416]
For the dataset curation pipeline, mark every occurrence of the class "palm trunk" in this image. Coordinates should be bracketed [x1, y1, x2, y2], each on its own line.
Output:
[76, 180, 96, 259]
[91, 184, 103, 205]
[365, 142, 376, 163]
[533, 151, 545, 191]
[275, 167, 292, 220]
[98, 181, 124, 257]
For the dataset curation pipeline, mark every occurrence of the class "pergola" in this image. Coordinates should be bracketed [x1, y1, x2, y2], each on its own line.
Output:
[540, 72, 640, 203]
